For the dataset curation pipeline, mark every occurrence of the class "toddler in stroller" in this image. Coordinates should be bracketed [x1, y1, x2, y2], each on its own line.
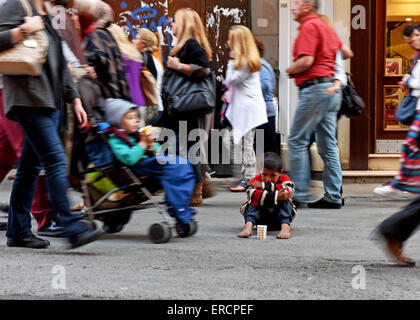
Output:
[103, 98, 198, 237]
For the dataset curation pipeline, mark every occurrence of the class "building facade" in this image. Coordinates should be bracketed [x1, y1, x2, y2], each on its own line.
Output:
[104, 0, 413, 173]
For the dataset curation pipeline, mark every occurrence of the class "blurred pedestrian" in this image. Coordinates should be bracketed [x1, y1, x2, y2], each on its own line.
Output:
[253, 36, 280, 157]
[164, 8, 215, 206]
[286, 0, 343, 209]
[133, 28, 164, 125]
[0, 0, 101, 249]
[133, 28, 159, 80]
[224, 25, 268, 192]
[372, 196, 420, 267]
[75, 0, 131, 101]
[374, 24, 420, 200]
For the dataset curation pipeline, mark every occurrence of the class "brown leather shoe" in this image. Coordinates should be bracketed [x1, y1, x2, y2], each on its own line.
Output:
[190, 183, 203, 207]
[385, 237, 416, 267]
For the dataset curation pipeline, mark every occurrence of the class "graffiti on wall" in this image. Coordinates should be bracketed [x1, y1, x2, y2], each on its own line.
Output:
[206, 5, 247, 81]
[118, 1, 174, 61]
[116, 1, 247, 82]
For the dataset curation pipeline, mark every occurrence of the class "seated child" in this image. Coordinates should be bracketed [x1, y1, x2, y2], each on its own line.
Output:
[238, 152, 297, 239]
[104, 99, 197, 235]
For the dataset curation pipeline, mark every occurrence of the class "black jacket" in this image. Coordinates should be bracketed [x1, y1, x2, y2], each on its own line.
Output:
[0, 0, 79, 119]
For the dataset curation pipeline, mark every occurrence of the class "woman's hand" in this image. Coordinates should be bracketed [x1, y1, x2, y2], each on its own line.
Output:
[167, 56, 181, 70]
[400, 74, 411, 89]
[73, 98, 88, 128]
[81, 65, 97, 79]
[21, 16, 45, 34]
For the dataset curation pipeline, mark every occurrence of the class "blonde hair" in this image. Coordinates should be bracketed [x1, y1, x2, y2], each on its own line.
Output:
[108, 24, 142, 62]
[171, 8, 212, 60]
[152, 32, 164, 67]
[136, 28, 158, 53]
[318, 14, 334, 29]
[228, 25, 261, 73]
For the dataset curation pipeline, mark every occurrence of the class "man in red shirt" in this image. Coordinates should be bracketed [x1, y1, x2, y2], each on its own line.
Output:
[286, 0, 344, 209]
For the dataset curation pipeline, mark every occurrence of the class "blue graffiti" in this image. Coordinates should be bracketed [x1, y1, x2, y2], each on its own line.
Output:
[120, 2, 173, 60]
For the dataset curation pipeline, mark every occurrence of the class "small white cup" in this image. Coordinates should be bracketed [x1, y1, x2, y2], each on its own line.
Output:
[257, 225, 267, 240]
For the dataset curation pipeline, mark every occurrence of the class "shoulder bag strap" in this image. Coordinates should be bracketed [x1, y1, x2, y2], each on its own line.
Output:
[19, 0, 33, 17]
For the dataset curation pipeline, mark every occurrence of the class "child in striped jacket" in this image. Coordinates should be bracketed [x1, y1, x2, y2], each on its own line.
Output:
[238, 152, 297, 239]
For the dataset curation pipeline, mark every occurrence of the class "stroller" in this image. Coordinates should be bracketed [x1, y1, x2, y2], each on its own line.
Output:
[72, 77, 198, 243]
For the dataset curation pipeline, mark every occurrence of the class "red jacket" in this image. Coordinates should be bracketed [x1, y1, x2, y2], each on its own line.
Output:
[240, 174, 297, 216]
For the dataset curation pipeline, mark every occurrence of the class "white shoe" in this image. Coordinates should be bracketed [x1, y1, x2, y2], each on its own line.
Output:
[374, 184, 416, 200]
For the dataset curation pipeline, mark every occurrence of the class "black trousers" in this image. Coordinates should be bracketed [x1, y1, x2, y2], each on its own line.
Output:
[378, 196, 420, 243]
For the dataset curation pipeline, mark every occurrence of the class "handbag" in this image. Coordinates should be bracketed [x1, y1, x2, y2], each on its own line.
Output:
[161, 66, 216, 117]
[0, 0, 49, 76]
[340, 74, 365, 118]
[395, 93, 418, 125]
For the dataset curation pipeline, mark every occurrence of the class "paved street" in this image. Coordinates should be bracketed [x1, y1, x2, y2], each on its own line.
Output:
[1, 178, 420, 300]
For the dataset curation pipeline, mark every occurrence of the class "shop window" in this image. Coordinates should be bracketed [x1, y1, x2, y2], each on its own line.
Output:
[384, 0, 420, 130]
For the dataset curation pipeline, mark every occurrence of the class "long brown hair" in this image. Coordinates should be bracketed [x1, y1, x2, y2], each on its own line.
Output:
[229, 25, 261, 72]
[170, 8, 212, 60]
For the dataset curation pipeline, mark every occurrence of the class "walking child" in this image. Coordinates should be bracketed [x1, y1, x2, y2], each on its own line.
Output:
[238, 152, 297, 239]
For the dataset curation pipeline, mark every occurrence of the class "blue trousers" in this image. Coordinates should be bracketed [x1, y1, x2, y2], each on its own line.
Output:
[7, 108, 88, 239]
[133, 155, 196, 227]
[244, 202, 295, 230]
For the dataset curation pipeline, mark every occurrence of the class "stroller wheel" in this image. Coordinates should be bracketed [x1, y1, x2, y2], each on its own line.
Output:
[149, 222, 171, 243]
[175, 220, 198, 238]
[188, 220, 198, 236]
[103, 223, 124, 234]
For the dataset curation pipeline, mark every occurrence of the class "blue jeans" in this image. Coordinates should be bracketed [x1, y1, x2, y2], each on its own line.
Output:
[133, 155, 196, 228]
[244, 202, 295, 229]
[7, 108, 88, 239]
[288, 83, 342, 204]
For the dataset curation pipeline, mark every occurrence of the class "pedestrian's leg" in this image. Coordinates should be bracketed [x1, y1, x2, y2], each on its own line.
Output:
[288, 87, 325, 203]
[9, 110, 88, 239]
[374, 196, 420, 266]
[378, 196, 420, 243]
[31, 175, 54, 232]
[6, 138, 42, 239]
[0, 127, 18, 183]
[238, 206, 262, 238]
[315, 92, 343, 204]
[242, 129, 257, 185]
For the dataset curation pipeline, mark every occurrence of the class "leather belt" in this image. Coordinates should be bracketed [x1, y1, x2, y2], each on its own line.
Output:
[299, 77, 335, 90]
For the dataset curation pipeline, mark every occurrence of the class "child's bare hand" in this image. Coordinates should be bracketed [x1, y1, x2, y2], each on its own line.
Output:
[146, 143, 155, 152]
[141, 134, 154, 144]
[278, 191, 293, 201]
[138, 140, 149, 150]
[250, 181, 263, 189]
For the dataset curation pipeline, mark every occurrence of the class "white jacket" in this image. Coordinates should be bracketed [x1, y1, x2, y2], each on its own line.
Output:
[225, 61, 268, 144]
[407, 60, 420, 110]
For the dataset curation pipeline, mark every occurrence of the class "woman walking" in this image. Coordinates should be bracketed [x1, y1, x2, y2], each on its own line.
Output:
[253, 36, 280, 158]
[374, 25, 420, 199]
[75, 0, 131, 101]
[132, 28, 163, 125]
[0, 0, 101, 249]
[163, 8, 215, 206]
[224, 25, 268, 192]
